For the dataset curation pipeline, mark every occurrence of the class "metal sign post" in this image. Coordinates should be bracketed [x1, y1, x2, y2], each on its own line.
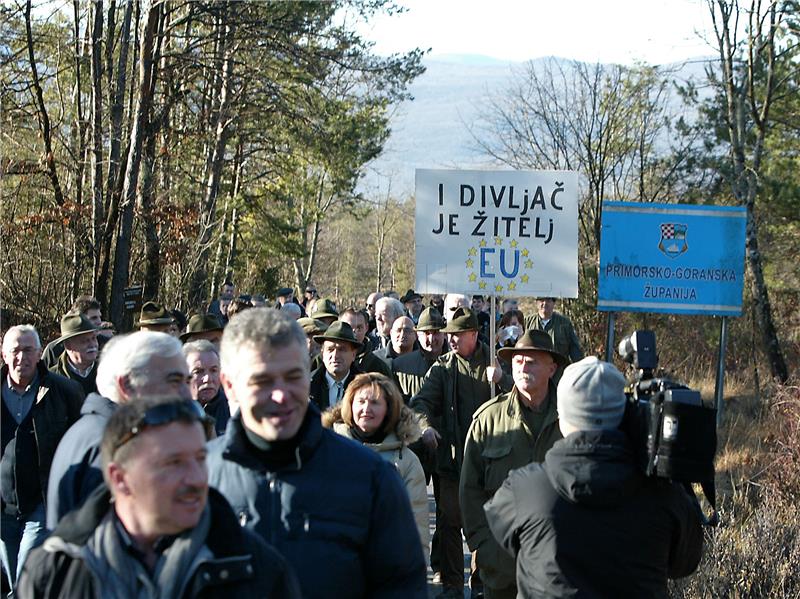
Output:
[490, 294, 497, 400]
[714, 316, 729, 426]
[604, 311, 616, 362]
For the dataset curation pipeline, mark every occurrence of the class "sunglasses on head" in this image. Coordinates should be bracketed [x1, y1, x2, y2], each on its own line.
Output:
[113, 400, 211, 455]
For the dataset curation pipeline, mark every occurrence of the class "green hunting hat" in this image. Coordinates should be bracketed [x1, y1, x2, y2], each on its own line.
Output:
[415, 307, 445, 332]
[137, 301, 174, 326]
[313, 321, 359, 348]
[440, 307, 479, 333]
[180, 313, 223, 343]
[298, 317, 329, 336]
[497, 329, 568, 367]
[54, 312, 100, 344]
[311, 298, 339, 320]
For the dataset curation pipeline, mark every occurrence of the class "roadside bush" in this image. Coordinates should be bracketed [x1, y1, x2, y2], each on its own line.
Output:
[670, 381, 800, 598]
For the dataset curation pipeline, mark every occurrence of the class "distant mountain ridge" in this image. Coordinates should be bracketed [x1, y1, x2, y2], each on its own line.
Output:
[360, 53, 713, 198]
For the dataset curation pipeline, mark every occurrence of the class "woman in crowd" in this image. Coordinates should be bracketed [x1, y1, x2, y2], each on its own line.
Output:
[322, 372, 429, 556]
[496, 309, 526, 354]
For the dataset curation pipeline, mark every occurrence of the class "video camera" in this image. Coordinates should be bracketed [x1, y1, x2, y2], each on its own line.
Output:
[618, 330, 718, 525]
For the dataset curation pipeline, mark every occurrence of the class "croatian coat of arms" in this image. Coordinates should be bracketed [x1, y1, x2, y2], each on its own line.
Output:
[658, 223, 688, 258]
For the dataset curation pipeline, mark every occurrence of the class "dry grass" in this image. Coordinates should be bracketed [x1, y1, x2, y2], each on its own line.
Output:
[670, 380, 800, 599]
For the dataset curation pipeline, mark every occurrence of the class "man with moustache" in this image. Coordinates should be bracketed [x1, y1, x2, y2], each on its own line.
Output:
[184, 340, 230, 436]
[41, 296, 107, 369]
[459, 330, 566, 599]
[19, 396, 299, 597]
[48, 313, 101, 396]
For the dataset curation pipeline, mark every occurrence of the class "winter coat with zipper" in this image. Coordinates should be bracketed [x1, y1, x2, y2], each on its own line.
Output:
[459, 383, 562, 590]
[322, 403, 430, 556]
[18, 485, 300, 599]
[1, 362, 83, 514]
[485, 429, 704, 599]
[206, 402, 428, 599]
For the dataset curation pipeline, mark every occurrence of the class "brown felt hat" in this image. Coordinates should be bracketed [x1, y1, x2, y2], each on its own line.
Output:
[313, 321, 359, 348]
[440, 307, 479, 333]
[415, 307, 445, 332]
[180, 313, 223, 342]
[497, 329, 568, 367]
[138, 301, 175, 326]
[54, 312, 100, 344]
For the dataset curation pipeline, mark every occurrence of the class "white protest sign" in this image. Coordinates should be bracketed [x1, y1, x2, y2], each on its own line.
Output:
[415, 169, 579, 298]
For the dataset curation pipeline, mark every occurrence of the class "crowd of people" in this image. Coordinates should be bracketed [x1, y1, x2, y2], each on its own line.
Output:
[1, 280, 704, 598]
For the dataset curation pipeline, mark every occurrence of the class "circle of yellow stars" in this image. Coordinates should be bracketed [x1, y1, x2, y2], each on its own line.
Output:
[465, 237, 534, 292]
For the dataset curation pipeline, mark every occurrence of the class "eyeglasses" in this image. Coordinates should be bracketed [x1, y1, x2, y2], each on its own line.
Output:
[113, 400, 210, 455]
[306, 289, 317, 295]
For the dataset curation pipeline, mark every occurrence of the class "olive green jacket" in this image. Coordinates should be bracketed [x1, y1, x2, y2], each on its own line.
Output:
[524, 311, 583, 364]
[410, 343, 511, 479]
[392, 349, 439, 404]
[459, 385, 562, 590]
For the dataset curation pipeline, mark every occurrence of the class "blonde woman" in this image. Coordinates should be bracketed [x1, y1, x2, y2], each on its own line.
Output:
[322, 373, 430, 557]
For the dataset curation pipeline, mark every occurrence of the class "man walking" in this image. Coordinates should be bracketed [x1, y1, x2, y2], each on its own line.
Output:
[207, 308, 427, 599]
[1, 326, 83, 590]
[411, 307, 511, 599]
[460, 330, 566, 598]
[46, 331, 191, 529]
[20, 396, 299, 598]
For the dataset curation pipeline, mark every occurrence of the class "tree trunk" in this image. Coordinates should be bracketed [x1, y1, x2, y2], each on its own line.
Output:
[25, 0, 65, 208]
[140, 127, 160, 301]
[709, 0, 788, 383]
[96, 0, 133, 309]
[108, 0, 161, 328]
[89, 0, 105, 293]
[187, 18, 236, 307]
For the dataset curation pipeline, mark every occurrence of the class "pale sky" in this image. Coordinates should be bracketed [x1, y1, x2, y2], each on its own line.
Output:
[355, 0, 717, 65]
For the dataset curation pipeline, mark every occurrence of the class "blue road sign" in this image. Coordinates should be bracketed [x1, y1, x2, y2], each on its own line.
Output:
[598, 202, 747, 316]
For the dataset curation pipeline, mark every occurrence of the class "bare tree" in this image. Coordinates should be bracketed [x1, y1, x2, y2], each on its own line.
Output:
[706, 0, 792, 382]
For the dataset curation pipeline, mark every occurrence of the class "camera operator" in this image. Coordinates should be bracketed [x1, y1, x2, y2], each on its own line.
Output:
[484, 356, 703, 598]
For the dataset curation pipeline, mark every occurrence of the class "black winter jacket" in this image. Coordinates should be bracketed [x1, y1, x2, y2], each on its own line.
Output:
[485, 429, 703, 599]
[19, 486, 300, 599]
[0, 363, 83, 513]
[207, 403, 428, 599]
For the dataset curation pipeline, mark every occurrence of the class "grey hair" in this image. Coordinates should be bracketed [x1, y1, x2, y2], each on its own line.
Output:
[281, 302, 302, 319]
[221, 307, 308, 375]
[182, 339, 218, 357]
[96, 331, 183, 403]
[2, 325, 41, 350]
[376, 297, 405, 322]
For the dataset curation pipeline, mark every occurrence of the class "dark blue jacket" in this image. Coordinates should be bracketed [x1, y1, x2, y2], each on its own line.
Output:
[45, 393, 116, 529]
[206, 403, 427, 599]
